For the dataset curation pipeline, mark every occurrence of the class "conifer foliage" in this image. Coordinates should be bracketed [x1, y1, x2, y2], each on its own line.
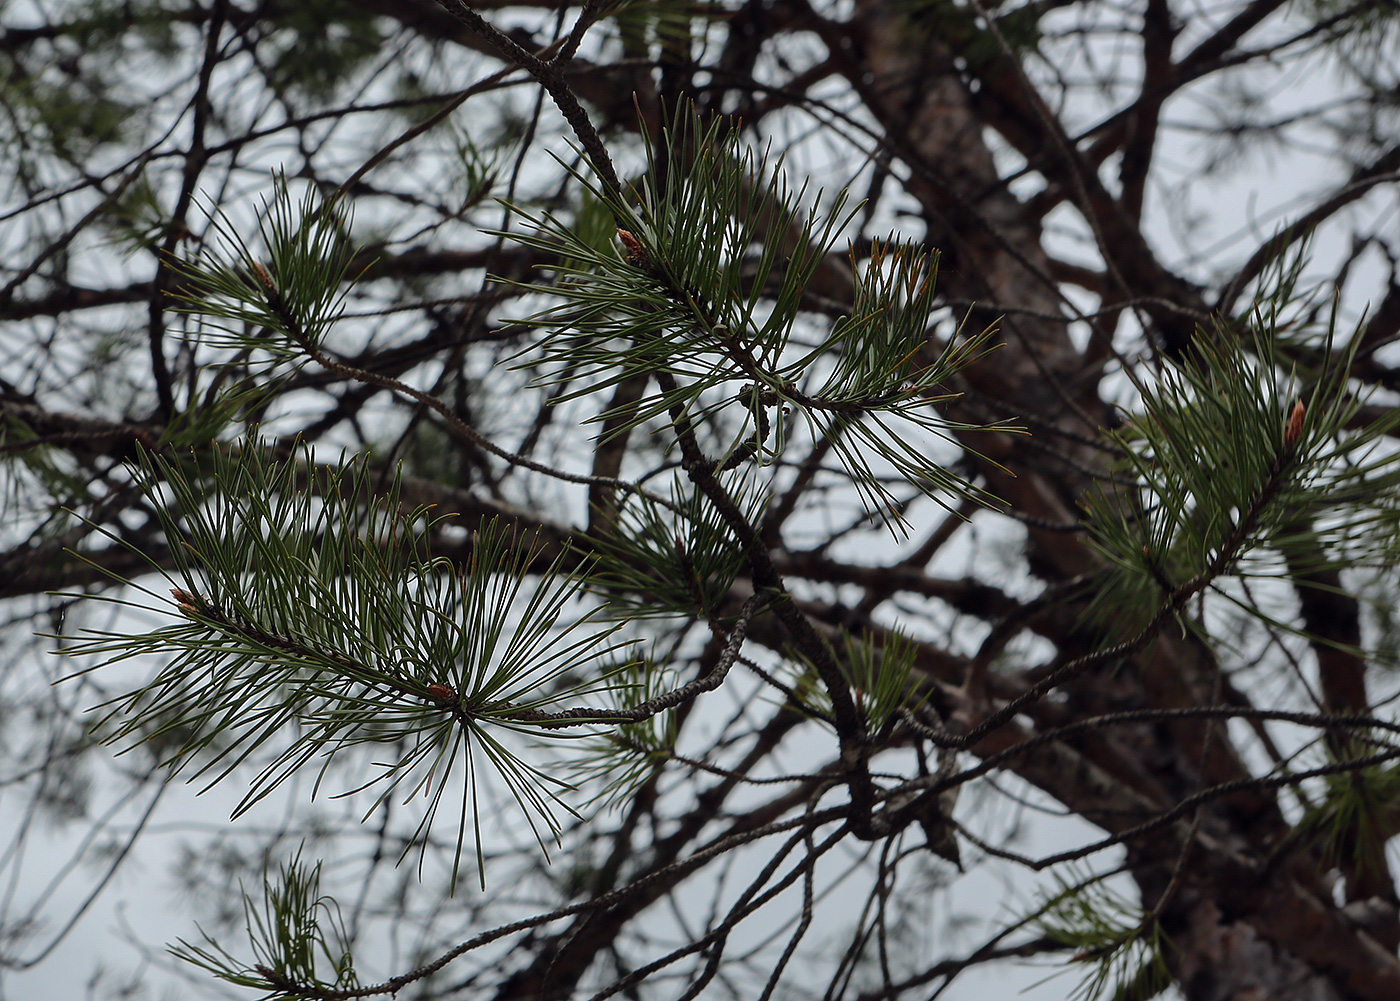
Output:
[3, 1, 1400, 1000]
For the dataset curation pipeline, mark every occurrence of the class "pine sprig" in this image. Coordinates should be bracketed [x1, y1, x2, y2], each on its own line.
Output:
[1303, 753, 1400, 875]
[585, 469, 762, 620]
[499, 106, 1011, 525]
[172, 852, 359, 998]
[786, 626, 925, 737]
[1083, 315, 1400, 636]
[62, 438, 634, 889]
[564, 656, 680, 811]
[1032, 870, 1174, 1001]
[168, 173, 361, 359]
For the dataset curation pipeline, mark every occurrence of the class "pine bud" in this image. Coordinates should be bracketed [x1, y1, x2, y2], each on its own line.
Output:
[1284, 399, 1305, 447]
[617, 229, 648, 267]
[170, 588, 201, 616]
[249, 260, 276, 293]
[427, 683, 458, 704]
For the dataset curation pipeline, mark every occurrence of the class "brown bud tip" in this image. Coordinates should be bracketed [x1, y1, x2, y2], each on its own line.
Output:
[1284, 399, 1306, 446]
[617, 229, 647, 266]
[250, 260, 276, 292]
[170, 588, 201, 615]
[427, 683, 458, 704]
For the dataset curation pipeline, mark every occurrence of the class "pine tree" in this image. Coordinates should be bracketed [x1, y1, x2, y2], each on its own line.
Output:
[3, 2, 1400, 1000]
